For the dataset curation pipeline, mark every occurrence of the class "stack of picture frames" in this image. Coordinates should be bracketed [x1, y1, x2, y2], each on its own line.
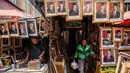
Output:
[44, 0, 124, 22]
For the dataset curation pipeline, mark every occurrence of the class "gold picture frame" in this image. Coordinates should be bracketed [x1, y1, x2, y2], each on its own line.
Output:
[83, 0, 94, 16]
[56, 0, 67, 15]
[1, 38, 10, 48]
[44, 0, 57, 17]
[100, 27, 115, 49]
[116, 52, 130, 73]
[109, 0, 124, 22]
[118, 28, 130, 50]
[8, 21, 19, 37]
[93, 0, 109, 23]
[0, 22, 10, 38]
[112, 27, 124, 42]
[100, 49, 117, 66]
[66, 0, 83, 21]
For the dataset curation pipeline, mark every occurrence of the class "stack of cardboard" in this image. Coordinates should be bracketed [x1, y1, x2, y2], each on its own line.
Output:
[27, 59, 40, 70]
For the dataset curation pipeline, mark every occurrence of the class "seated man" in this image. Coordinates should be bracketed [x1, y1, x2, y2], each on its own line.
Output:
[25, 37, 45, 62]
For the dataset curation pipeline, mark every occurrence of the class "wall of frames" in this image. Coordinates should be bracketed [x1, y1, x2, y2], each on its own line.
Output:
[44, 0, 124, 22]
[99, 27, 130, 73]
[0, 17, 49, 38]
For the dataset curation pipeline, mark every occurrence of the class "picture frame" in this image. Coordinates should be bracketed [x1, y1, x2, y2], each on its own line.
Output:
[18, 20, 29, 38]
[8, 21, 19, 37]
[26, 18, 38, 36]
[44, 0, 57, 17]
[100, 27, 115, 49]
[100, 66, 116, 73]
[14, 37, 22, 48]
[83, 0, 93, 16]
[39, 17, 46, 33]
[56, 0, 67, 15]
[116, 52, 130, 73]
[66, 0, 82, 21]
[93, 0, 109, 23]
[118, 28, 130, 50]
[109, 0, 124, 22]
[101, 49, 117, 66]
[65, 21, 83, 28]
[112, 27, 124, 42]
[0, 22, 10, 38]
[1, 38, 10, 47]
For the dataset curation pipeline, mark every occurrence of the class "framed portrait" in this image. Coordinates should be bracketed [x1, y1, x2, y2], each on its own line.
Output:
[56, 0, 67, 15]
[83, 0, 93, 16]
[100, 27, 115, 49]
[18, 20, 29, 38]
[0, 22, 10, 38]
[39, 18, 46, 33]
[66, 0, 82, 21]
[100, 66, 116, 73]
[1, 38, 10, 47]
[93, 0, 109, 23]
[44, 0, 57, 16]
[119, 28, 130, 50]
[101, 49, 117, 66]
[14, 37, 22, 47]
[8, 21, 19, 37]
[109, 0, 124, 22]
[26, 18, 38, 36]
[112, 27, 124, 42]
[116, 52, 130, 73]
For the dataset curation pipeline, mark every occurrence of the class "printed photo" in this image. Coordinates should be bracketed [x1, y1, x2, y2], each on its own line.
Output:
[8, 22, 19, 37]
[101, 66, 116, 73]
[27, 18, 37, 36]
[66, 0, 82, 21]
[45, 0, 56, 16]
[0, 22, 10, 38]
[112, 27, 123, 42]
[2, 38, 10, 47]
[119, 29, 130, 50]
[101, 49, 116, 65]
[18, 21, 28, 38]
[110, 0, 123, 22]
[57, 0, 67, 15]
[83, 0, 93, 15]
[100, 27, 115, 48]
[93, 0, 108, 22]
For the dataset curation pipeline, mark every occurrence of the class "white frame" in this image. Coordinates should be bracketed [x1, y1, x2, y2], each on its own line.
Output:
[18, 20, 29, 38]
[93, 0, 109, 23]
[27, 18, 38, 36]
[57, 0, 67, 15]
[101, 49, 116, 65]
[83, 0, 93, 15]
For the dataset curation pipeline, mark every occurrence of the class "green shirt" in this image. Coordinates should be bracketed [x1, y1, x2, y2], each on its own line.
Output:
[74, 44, 94, 60]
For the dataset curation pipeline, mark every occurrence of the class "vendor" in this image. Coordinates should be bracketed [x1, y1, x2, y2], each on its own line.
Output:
[25, 37, 45, 61]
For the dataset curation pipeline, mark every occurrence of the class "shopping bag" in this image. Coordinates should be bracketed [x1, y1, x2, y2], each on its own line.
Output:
[71, 61, 78, 70]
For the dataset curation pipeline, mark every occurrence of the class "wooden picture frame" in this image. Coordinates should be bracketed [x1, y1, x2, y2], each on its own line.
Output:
[65, 21, 83, 28]
[39, 17, 46, 33]
[112, 27, 124, 42]
[18, 20, 29, 38]
[101, 49, 117, 66]
[83, 0, 93, 16]
[93, 0, 109, 23]
[100, 27, 115, 49]
[0, 22, 10, 38]
[1, 38, 10, 47]
[109, 0, 124, 22]
[118, 28, 130, 50]
[66, 0, 82, 21]
[14, 37, 22, 48]
[8, 21, 19, 37]
[56, 0, 67, 15]
[116, 52, 130, 73]
[44, 0, 57, 17]
[26, 18, 38, 36]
